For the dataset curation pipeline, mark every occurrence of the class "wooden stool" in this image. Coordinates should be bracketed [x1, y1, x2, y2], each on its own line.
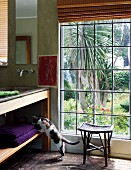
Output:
[78, 122, 114, 167]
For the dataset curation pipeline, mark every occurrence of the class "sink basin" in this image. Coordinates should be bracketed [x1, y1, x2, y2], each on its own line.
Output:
[0, 86, 37, 92]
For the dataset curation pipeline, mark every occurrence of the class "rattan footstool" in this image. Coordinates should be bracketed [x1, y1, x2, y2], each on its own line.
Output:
[78, 122, 114, 167]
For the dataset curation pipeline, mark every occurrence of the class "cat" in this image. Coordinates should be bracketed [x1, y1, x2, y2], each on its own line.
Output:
[32, 116, 80, 160]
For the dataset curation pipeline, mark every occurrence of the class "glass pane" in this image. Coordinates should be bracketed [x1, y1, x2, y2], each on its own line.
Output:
[77, 92, 113, 114]
[61, 22, 77, 26]
[61, 25, 77, 47]
[61, 70, 77, 90]
[60, 91, 76, 112]
[82, 21, 94, 24]
[95, 24, 112, 46]
[113, 93, 130, 116]
[78, 25, 94, 47]
[113, 23, 130, 46]
[62, 113, 76, 132]
[77, 92, 93, 113]
[95, 115, 112, 126]
[113, 18, 130, 23]
[114, 71, 130, 92]
[77, 48, 94, 69]
[113, 47, 130, 69]
[113, 116, 129, 138]
[96, 94, 112, 114]
[77, 114, 93, 131]
[77, 70, 95, 90]
[96, 70, 112, 91]
[95, 47, 112, 69]
[60, 48, 77, 69]
[96, 20, 112, 24]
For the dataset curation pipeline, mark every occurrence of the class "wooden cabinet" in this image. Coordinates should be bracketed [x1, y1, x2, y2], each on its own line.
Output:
[0, 88, 50, 164]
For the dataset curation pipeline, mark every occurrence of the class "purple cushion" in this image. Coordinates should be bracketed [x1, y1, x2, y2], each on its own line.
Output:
[0, 128, 37, 148]
[15, 128, 37, 145]
[0, 124, 35, 140]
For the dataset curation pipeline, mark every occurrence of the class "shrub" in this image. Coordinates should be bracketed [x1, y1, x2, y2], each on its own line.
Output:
[120, 99, 129, 112]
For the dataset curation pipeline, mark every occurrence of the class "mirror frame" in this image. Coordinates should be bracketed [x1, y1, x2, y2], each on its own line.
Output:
[16, 36, 31, 64]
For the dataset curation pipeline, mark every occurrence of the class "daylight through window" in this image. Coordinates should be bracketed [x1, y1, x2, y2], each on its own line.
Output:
[59, 19, 131, 139]
[0, 0, 8, 66]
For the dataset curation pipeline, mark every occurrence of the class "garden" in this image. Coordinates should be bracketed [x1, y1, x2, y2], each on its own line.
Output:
[60, 19, 131, 139]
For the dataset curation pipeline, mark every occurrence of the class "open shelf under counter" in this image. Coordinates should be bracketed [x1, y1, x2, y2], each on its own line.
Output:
[0, 132, 43, 165]
[0, 88, 50, 165]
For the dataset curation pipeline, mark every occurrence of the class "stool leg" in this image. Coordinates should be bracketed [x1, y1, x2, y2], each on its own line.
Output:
[104, 133, 108, 167]
[83, 131, 86, 164]
[87, 132, 90, 150]
[108, 132, 111, 155]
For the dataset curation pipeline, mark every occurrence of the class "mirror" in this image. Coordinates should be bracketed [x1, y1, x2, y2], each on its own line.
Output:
[16, 36, 31, 64]
[16, 0, 37, 64]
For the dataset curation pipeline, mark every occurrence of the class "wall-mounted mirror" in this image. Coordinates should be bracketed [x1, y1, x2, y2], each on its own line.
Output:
[16, 36, 31, 64]
[16, 0, 37, 64]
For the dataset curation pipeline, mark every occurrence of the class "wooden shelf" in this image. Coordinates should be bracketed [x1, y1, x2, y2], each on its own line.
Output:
[0, 133, 42, 165]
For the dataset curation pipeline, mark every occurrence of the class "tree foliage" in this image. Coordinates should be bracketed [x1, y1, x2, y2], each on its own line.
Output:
[62, 20, 130, 137]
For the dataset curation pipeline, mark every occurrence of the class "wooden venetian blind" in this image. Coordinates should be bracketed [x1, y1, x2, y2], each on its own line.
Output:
[57, 0, 131, 23]
[0, 0, 8, 61]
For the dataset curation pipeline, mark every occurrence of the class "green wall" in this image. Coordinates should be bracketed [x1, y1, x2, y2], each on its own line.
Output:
[0, 0, 58, 126]
[38, 0, 58, 127]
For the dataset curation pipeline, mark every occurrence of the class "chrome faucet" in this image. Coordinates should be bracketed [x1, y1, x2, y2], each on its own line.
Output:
[16, 69, 35, 77]
[28, 69, 34, 74]
[20, 70, 24, 77]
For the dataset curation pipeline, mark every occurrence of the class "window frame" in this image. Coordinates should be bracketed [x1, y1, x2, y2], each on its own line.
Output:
[0, 0, 8, 66]
[59, 19, 131, 139]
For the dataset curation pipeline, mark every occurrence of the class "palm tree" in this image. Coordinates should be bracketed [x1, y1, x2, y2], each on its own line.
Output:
[63, 20, 129, 110]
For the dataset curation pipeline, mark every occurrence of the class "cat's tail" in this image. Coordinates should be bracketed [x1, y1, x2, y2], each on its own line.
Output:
[62, 137, 80, 145]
